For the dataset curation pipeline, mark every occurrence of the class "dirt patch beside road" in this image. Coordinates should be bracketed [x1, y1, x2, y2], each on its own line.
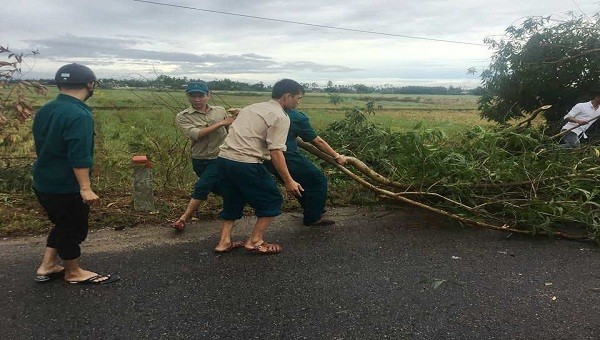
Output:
[2, 205, 430, 253]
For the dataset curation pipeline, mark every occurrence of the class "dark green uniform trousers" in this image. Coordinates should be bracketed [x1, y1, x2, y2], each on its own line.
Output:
[268, 151, 328, 225]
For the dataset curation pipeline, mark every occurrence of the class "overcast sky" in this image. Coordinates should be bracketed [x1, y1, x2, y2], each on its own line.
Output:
[5, 0, 599, 87]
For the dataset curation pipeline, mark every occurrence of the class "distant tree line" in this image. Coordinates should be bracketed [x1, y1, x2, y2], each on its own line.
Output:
[32, 74, 481, 95]
[323, 83, 482, 95]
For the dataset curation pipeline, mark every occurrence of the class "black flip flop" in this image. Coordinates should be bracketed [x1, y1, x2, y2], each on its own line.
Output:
[69, 274, 120, 285]
[34, 269, 65, 283]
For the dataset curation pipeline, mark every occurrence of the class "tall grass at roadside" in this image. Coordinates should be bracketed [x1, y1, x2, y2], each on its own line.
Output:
[0, 86, 491, 236]
[87, 89, 489, 193]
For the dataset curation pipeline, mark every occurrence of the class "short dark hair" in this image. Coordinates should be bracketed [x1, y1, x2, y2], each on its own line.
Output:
[271, 79, 304, 99]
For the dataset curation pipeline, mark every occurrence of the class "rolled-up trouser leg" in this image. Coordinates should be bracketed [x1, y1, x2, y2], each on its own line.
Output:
[560, 131, 580, 148]
[191, 158, 222, 199]
[217, 157, 282, 220]
[285, 152, 328, 225]
[35, 190, 90, 260]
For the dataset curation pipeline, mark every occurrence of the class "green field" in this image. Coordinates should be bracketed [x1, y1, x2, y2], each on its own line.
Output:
[8, 86, 488, 131]
[91, 88, 488, 132]
[0, 86, 492, 235]
[88, 88, 491, 189]
[8, 86, 491, 185]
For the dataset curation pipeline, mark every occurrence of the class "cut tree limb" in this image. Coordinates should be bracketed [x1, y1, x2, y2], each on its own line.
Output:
[297, 138, 589, 241]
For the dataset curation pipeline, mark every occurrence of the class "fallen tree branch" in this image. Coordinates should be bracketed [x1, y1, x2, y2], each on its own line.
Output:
[297, 139, 408, 190]
[297, 138, 590, 241]
[514, 105, 552, 128]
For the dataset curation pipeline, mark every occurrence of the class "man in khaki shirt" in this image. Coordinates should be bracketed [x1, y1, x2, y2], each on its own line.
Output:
[215, 79, 304, 255]
[171, 82, 236, 231]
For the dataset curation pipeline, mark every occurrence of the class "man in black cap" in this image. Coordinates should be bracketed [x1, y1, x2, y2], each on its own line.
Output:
[560, 89, 600, 148]
[32, 63, 119, 284]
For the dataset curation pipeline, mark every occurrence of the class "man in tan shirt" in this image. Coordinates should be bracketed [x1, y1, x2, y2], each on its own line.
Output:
[215, 79, 304, 254]
[171, 82, 236, 232]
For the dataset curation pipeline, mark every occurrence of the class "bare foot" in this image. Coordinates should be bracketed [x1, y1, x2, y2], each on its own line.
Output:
[244, 241, 283, 254]
[65, 269, 110, 283]
[214, 241, 245, 253]
[68, 274, 118, 284]
[36, 264, 64, 276]
[171, 219, 186, 231]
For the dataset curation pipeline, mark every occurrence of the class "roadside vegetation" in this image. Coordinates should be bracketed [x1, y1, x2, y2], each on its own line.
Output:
[0, 86, 488, 236]
[319, 106, 599, 243]
[1, 11, 599, 243]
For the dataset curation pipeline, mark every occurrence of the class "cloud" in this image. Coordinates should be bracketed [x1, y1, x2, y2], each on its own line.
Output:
[26, 35, 360, 76]
[6, 0, 598, 85]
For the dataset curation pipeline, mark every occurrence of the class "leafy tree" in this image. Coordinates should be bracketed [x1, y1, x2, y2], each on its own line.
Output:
[250, 81, 265, 91]
[380, 85, 452, 95]
[155, 74, 187, 89]
[324, 80, 337, 93]
[352, 83, 375, 94]
[478, 13, 600, 130]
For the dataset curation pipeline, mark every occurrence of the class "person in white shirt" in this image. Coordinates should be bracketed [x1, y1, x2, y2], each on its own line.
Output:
[560, 90, 600, 148]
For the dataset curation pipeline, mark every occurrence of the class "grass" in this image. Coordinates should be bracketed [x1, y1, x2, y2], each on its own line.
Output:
[0, 86, 491, 236]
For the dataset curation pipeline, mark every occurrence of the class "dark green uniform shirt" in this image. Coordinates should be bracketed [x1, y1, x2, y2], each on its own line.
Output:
[285, 109, 318, 152]
[32, 94, 94, 194]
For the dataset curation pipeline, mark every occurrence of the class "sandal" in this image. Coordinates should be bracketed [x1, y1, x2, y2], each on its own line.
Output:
[69, 274, 120, 285]
[170, 219, 186, 231]
[34, 269, 65, 283]
[214, 241, 245, 253]
[245, 242, 283, 255]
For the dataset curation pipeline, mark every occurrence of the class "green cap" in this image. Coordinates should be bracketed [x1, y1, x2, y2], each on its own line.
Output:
[186, 82, 209, 94]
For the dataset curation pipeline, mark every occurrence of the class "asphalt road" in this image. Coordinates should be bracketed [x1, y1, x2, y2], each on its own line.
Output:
[1, 205, 599, 340]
